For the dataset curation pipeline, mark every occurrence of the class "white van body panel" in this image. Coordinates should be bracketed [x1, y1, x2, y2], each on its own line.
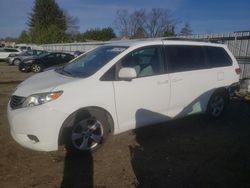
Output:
[15, 70, 81, 96]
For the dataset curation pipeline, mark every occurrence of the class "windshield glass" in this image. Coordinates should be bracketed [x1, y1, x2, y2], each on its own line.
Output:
[58, 45, 127, 77]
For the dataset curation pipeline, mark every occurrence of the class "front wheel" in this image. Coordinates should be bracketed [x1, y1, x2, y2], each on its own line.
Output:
[31, 64, 43, 73]
[206, 90, 228, 119]
[13, 59, 21, 65]
[66, 111, 109, 153]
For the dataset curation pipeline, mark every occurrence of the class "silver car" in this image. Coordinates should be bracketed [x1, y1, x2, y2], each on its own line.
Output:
[8, 50, 47, 65]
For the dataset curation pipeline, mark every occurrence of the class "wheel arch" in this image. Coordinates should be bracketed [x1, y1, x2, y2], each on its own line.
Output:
[58, 106, 115, 146]
[213, 87, 229, 99]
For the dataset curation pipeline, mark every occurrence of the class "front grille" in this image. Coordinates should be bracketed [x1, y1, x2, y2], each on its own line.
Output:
[10, 95, 26, 109]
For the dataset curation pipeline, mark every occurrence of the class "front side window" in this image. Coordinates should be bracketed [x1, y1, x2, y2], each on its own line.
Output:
[120, 46, 164, 78]
[58, 46, 127, 78]
[165, 45, 206, 73]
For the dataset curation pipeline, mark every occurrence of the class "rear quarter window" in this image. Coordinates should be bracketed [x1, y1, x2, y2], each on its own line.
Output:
[204, 46, 232, 67]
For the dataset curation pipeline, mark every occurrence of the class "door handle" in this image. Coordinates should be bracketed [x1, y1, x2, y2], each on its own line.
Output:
[172, 78, 183, 82]
[157, 80, 169, 85]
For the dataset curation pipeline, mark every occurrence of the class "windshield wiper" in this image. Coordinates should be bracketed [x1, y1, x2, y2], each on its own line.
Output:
[55, 67, 73, 76]
[62, 68, 73, 76]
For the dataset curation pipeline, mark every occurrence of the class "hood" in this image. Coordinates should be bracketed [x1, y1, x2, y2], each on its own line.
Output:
[14, 70, 80, 97]
[23, 56, 38, 62]
[20, 55, 36, 61]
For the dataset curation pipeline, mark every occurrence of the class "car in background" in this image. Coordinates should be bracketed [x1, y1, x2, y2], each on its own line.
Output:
[19, 52, 74, 73]
[73, 50, 83, 57]
[0, 48, 22, 62]
[8, 50, 47, 65]
[15, 44, 31, 52]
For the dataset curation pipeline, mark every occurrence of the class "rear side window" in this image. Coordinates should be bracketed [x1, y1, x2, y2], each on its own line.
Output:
[204, 46, 232, 67]
[165, 45, 206, 73]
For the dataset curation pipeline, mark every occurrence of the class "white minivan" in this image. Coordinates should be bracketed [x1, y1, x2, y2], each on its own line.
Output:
[7, 39, 240, 153]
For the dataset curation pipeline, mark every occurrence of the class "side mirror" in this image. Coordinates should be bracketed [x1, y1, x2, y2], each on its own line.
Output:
[118, 67, 137, 80]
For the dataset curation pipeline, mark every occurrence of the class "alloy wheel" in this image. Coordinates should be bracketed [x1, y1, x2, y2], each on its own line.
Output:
[210, 95, 225, 117]
[32, 64, 41, 72]
[71, 118, 104, 151]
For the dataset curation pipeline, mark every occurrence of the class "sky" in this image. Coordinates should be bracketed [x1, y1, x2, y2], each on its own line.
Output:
[0, 0, 249, 38]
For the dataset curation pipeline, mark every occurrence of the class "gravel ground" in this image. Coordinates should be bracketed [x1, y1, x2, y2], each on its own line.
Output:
[1, 63, 250, 188]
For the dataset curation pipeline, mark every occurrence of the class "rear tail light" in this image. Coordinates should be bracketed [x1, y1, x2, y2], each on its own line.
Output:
[235, 68, 241, 75]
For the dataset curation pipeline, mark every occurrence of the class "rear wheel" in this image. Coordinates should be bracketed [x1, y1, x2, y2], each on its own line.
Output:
[31, 64, 43, 73]
[206, 90, 228, 118]
[13, 59, 21, 65]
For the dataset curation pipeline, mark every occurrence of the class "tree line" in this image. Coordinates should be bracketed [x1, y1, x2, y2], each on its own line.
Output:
[1, 0, 192, 44]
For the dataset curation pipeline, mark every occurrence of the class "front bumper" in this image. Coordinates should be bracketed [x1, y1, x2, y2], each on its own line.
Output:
[7, 102, 68, 151]
[19, 62, 32, 72]
[7, 57, 15, 65]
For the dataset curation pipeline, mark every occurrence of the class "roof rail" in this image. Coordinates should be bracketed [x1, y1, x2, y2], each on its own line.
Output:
[162, 37, 224, 44]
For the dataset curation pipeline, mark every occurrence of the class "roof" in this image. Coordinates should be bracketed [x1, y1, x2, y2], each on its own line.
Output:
[104, 38, 226, 48]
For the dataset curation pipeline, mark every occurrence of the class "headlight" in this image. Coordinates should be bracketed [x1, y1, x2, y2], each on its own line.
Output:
[22, 91, 63, 108]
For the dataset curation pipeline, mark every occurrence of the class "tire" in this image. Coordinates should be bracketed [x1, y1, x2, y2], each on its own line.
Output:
[206, 90, 228, 119]
[65, 110, 109, 153]
[13, 59, 21, 66]
[31, 64, 43, 73]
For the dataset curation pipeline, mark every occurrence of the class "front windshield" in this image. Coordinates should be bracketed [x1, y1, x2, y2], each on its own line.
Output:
[59, 45, 127, 77]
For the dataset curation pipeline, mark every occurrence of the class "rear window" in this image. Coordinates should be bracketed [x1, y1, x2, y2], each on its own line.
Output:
[204, 46, 232, 67]
[165, 45, 207, 73]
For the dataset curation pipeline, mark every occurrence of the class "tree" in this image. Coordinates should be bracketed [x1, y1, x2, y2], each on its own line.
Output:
[129, 10, 146, 38]
[28, 0, 67, 43]
[113, 8, 179, 38]
[100, 27, 116, 41]
[133, 26, 147, 39]
[179, 22, 192, 36]
[17, 30, 30, 43]
[64, 10, 80, 35]
[113, 9, 130, 38]
[82, 27, 116, 41]
[145, 8, 178, 38]
[163, 26, 176, 37]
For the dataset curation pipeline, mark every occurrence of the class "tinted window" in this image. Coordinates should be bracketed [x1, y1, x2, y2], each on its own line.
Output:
[57, 53, 72, 62]
[204, 46, 232, 67]
[37, 50, 44, 55]
[26, 50, 35, 55]
[47, 54, 56, 59]
[100, 65, 116, 81]
[120, 46, 164, 78]
[165, 45, 206, 73]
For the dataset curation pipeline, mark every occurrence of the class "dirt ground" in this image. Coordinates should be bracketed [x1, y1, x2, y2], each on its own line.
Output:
[1, 62, 250, 188]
